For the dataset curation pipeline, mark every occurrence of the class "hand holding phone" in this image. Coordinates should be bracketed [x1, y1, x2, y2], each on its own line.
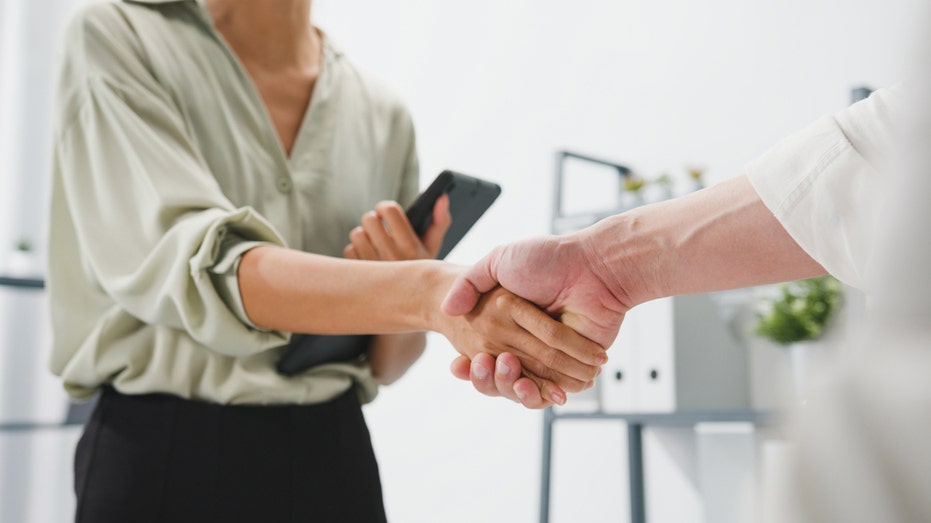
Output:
[342, 196, 451, 261]
[405, 170, 501, 259]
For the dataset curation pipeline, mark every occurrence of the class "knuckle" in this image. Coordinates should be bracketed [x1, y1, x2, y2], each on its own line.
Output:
[349, 227, 366, 243]
[581, 364, 599, 382]
[361, 212, 380, 229]
[495, 292, 516, 310]
[480, 341, 498, 355]
[560, 377, 586, 393]
[540, 348, 562, 371]
[375, 200, 400, 214]
[538, 321, 561, 345]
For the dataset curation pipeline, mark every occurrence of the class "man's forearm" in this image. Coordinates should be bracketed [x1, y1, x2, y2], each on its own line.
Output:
[580, 175, 827, 305]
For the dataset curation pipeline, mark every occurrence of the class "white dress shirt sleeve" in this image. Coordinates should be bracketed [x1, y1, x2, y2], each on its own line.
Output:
[745, 87, 902, 290]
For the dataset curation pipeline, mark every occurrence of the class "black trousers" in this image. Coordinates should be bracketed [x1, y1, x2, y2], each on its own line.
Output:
[74, 386, 387, 523]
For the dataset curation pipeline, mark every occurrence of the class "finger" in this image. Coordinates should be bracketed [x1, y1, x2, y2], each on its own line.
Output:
[506, 294, 608, 367]
[375, 201, 422, 259]
[450, 355, 471, 381]
[492, 352, 522, 401]
[361, 210, 402, 260]
[518, 371, 567, 406]
[421, 194, 452, 257]
[469, 353, 501, 397]
[512, 377, 553, 409]
[494, 294, 602, 384]
[441, 247, 505, 316]
[348, 226, 378, 260]
[513, 350, 588, 393]
[343, 244, 359, 260]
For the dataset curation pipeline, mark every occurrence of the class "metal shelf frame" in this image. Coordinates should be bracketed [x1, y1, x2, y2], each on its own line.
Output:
[0, 274, 94, 432]
[538, 407, 775, 523]
[543, 151, 774, 523]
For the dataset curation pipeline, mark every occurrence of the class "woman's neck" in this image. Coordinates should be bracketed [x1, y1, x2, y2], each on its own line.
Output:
[205, 0, 318, 70]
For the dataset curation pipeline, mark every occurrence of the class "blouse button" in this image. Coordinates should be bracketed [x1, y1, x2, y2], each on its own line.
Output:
[276, 177, 293, 194]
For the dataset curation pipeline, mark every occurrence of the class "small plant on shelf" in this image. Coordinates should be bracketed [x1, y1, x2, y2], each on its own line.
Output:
[754, 276, 844, 345]
[15, 238, 32, 252]
[686, 166, 706, 190]
[623, 175, 645, 193]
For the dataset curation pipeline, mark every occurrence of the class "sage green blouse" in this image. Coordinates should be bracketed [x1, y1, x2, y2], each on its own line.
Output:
[47, 0, 419, 404]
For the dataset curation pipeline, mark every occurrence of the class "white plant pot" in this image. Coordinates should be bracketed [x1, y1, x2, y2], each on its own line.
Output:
[786, 341, 818, 405]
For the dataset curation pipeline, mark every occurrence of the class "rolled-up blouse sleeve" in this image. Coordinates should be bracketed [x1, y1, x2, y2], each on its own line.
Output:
[55, 14, 289, 356]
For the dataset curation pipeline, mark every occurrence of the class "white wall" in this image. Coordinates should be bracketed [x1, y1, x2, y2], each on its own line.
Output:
[313, 1, 923, 522]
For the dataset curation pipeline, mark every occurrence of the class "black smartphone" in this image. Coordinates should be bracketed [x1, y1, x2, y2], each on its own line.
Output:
[406, 170, 502, 259]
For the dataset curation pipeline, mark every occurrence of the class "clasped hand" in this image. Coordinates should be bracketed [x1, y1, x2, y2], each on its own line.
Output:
[443, 234, 631, 408]
[345, 198, 609, 404]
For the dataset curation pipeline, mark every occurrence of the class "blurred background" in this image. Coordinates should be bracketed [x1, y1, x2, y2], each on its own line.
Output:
[0, 0, 923, 522]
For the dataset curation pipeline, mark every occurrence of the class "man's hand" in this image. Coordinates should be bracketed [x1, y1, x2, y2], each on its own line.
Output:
[442, 234, 630, 349]
[449, 352, 569, 409]
[441, 234, 629, 408]
[437, 286, 605, 404]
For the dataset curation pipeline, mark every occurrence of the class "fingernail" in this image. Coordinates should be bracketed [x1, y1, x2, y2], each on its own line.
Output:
[596, 353, 608, 365]
[472, 364, 489, 380]
[515, 388, 527, 400]
[595, 367, 603, 377]
[550, 391, 566, 405]
[586, 381, 596, 390]
[496, 361, 511, 376]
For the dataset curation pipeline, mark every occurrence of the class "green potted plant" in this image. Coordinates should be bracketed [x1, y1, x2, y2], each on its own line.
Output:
[754, 275, 844, 402]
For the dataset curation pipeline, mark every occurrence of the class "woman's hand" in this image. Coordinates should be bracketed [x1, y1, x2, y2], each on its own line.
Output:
[344, 196, 451, 261]
[344, 196, 451, 384]
[434, 286, 605, 405]
[449, 352, 558, 409]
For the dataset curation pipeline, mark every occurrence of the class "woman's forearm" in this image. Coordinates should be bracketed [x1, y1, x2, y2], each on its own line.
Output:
[369, 333, 427, 385]
[238, 245, 454, 335]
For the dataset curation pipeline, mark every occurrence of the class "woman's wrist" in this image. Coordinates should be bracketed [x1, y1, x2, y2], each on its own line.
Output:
[408, 260, 463, 334]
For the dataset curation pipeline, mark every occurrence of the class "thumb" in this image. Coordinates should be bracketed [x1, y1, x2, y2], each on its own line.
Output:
[449, 355, 471, 381]
[440, 247, 502, 316]
[422, 194, 452, 257]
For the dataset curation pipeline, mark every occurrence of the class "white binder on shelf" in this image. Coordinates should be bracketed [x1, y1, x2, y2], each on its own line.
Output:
[630, 297, 677, 412]
[600, 293, 749, 413]
[551, 150, 749, 414]
[599, 312, 638, 413]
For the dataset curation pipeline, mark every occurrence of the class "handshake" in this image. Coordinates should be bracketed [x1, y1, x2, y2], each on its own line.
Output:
[334, 176, 815, 409]
[336, 196, 644, 409]
[436, 230, 637, 410]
